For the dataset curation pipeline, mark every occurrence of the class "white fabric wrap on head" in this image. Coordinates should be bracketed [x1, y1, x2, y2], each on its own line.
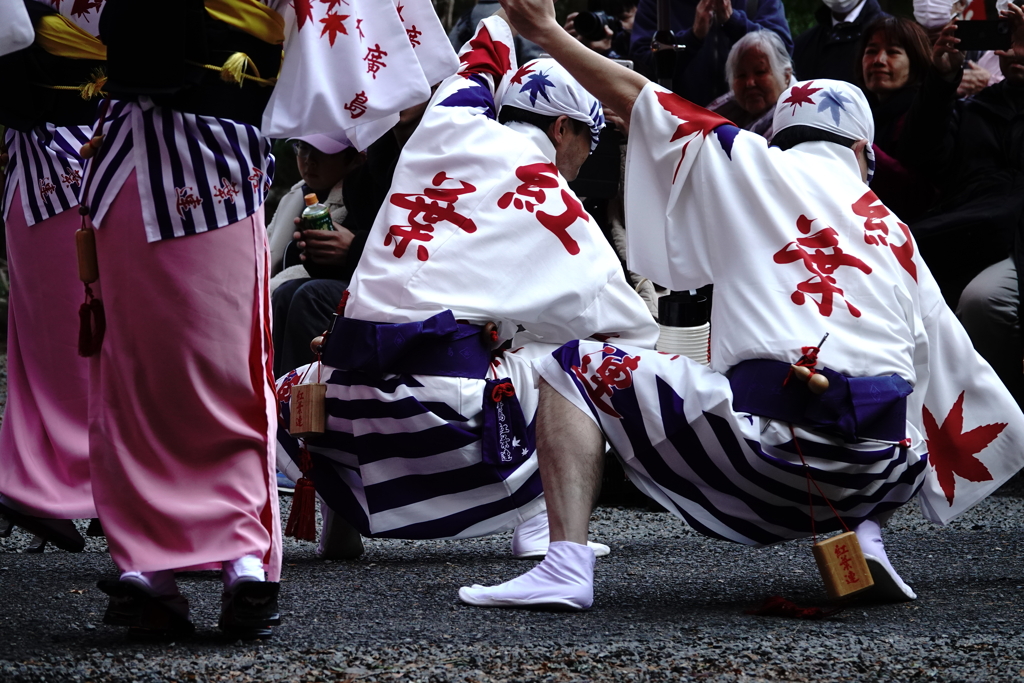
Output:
[771, 79, 877, 183]
[499, 58, 605, 151]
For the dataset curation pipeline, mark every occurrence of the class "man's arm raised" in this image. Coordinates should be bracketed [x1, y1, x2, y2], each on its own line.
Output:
[500, 0, 650, 128]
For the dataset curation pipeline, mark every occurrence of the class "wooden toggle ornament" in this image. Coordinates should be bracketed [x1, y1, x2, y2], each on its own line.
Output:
[812, 531, 874, 600]
[290, 382, 326, 439]
[289, 340, 328, 438]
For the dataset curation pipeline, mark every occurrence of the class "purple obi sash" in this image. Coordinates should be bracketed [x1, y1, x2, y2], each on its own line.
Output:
[728, 359, 913, 443]
[322, 310, 492, 379]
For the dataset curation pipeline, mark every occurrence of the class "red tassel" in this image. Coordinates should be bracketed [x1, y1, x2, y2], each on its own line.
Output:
[77, 285, 105, 357]
[745, 595, 844, 620]
[284, 446, 318, 542]
[284, 476, 318, 542]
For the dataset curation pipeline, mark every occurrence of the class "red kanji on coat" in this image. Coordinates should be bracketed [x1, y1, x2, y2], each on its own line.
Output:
[773, 215, 872, 318]
[571, 346, 642, 418]
[498, 163, 587, 255]
[386, 172, 477, 262]
[851, 190, 918, 282]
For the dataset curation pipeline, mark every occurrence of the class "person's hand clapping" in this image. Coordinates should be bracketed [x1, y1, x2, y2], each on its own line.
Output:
[693, 0, 715, 40]
[713, 0, 733, 26]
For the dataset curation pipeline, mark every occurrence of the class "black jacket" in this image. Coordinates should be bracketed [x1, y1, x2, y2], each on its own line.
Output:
[793, 0, 886, 84]
[899, 70, 1024, 306]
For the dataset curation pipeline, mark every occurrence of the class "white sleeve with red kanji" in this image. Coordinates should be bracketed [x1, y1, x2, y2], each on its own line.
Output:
[262, 0, 457, 144]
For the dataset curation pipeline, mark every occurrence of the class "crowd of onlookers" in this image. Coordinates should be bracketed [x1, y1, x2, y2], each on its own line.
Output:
[266, 0, 1024, 421]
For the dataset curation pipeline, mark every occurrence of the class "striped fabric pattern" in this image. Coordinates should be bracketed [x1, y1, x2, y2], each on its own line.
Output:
[276, 366, 544, 540]
[539, 340, 929, 547]
[82, 99, 274, 243]
[2, 125, 91, 226]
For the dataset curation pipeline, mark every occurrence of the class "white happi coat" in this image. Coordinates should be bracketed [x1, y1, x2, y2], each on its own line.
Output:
[277, 17, 658, 540]
[536, 84, 1024, 546]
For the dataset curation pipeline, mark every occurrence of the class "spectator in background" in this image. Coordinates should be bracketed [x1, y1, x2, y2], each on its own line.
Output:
[914, 0, 1006, 97]
[449, 0, 543, 63]
[793, 0, 886, 83]
[268, 133, 371, 378]
[564, 0, 638, 60]
[706, 29, 795, 137]
[899, 3, 1024, 405]
[629, 0, 792, 106]
[854, 15, 938, 221]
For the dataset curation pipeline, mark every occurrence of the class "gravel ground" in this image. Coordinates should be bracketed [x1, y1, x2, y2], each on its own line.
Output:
[3, 347, 1024, 681]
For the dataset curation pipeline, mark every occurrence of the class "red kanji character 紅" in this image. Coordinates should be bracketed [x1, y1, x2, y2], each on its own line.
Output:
[851, 190, 918, 282]
[498, 162, 587, 255]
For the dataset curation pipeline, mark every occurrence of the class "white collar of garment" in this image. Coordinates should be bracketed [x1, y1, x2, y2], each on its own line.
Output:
[832, 0, 868, 25]
[787, 139, 864, 183]
[504, 120, 557, 163]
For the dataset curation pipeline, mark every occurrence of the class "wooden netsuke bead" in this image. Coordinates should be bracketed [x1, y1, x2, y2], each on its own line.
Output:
[79, 135, 104, 159]
[808, 372, 830, 394]
[310, 335, 325, 354]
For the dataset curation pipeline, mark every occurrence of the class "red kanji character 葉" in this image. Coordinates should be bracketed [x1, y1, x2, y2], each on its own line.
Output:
[773, 215, 871, 318]
[386, 172, 477, 262]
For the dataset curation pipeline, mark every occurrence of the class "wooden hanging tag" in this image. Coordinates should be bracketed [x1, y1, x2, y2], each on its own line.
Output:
[290, 382, 327, 438]
[812, 531, 874, 600]
[76, 227, 99, 284]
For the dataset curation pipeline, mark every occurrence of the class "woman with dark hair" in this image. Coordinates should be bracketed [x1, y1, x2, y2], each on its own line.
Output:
[855, 15, 937, 220]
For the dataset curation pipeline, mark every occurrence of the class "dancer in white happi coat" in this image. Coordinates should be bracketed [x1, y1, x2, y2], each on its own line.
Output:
[459, 0, 1024, 611]
[79, 0, 456, 639]
[276, 14, 657, 556]
[0, 0, 107, 553]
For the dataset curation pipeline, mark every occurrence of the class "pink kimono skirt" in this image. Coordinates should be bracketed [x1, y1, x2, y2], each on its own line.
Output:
[88, 171, 281, 580]
[0, 192, 94, 519]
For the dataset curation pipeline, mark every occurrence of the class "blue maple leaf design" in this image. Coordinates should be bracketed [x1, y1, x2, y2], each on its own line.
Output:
[817, 89, 853, 126]
[715, 125, 741, 159]
[437, 76, 497, 119]
[520, 71, 556, 106]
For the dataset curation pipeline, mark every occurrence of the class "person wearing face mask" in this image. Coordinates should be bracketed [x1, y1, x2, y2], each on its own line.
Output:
[853, 15, 938, 221]
[707, 29, 795, 138]
[793, 0, 887, 83]
[899, 3, 1024, 408]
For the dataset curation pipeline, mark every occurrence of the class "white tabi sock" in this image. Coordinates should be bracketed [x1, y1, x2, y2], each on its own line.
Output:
[222, 554, 266, 590]
[120, 569, 179, 597]
[854, 518, 916, 601]
[511, 510, 610, 559]
[459, 540, 596, 610]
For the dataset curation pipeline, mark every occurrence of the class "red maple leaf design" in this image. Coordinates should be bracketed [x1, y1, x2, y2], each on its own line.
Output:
[781, 82, 822, 114]
[458, 26, 512, 81]
[293, 0, 314, 30]
[320, 0, 349, 10]
[396, 3, 405, 21]
[320, 12, 350, 46]
[654, 90, 730, 182]
[69, 0, 103, 17]
[510, 64, 535, 85]
[923, 392, 1006, 506]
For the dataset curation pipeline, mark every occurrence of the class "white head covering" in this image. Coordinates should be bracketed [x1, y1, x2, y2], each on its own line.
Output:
[289, 131, 353, 155]
[499, 58, 605, 151]
[771, 79, 876, 182]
